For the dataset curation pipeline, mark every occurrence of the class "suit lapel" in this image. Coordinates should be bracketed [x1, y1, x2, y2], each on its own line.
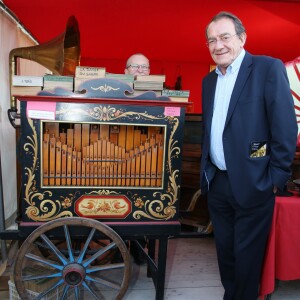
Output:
[225, 52, 253, 127]
[206, 73, 218, 134]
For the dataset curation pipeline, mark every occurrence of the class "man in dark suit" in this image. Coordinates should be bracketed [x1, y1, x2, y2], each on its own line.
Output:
[200, 11, 297, 300]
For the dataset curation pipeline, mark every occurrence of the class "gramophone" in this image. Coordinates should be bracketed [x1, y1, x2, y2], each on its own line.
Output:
[8, 15, 80, 126]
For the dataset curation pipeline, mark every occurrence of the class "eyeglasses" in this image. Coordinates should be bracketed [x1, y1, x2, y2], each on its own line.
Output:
[127, 64, 150, 71]
[206, 33, 238, 48]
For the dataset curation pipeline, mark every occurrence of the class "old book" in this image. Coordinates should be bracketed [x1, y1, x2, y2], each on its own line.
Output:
[43, 75, 74, 91]
[75, 66, 106, 78]
[12, 75, 43, 86]
[105, 73, 134, 88]
[168, 96, 189, 102]
[133, 81, 164, 91]
[134, 74, 166, 82]
[11, 86, 42, 96]
[162, 89, 190, 97]
[128, 90, 162, 97]
[106, 73, 134, 81]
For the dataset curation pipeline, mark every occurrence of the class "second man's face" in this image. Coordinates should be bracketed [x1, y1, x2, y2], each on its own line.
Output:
[125, 55, 150, 76]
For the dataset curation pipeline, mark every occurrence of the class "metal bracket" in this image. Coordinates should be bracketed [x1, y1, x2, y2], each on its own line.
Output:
[7, 108, 20, 129]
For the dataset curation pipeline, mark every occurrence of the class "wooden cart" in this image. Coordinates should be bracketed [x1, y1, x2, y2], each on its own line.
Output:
[0, 79, 189, 300]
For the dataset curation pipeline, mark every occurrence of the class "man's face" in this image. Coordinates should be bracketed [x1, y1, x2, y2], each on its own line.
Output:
[125, 55, 150, 76]
[206, 18, 246, 74]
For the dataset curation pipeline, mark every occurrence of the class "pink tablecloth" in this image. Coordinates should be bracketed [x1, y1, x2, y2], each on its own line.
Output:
[259, 193, 300, 298]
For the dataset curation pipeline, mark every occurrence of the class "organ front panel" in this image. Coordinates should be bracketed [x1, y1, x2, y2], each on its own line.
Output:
[18, 95, 187, 225]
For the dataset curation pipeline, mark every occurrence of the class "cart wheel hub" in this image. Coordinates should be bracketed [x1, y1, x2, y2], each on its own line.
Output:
[63, 263, 85, 286]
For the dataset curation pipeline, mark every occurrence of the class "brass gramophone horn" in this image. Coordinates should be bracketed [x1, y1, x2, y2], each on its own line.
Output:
[9, 15, 80, 110]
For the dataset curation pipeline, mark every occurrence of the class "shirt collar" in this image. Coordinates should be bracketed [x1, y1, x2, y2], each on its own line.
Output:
[215, 49, 246, 75]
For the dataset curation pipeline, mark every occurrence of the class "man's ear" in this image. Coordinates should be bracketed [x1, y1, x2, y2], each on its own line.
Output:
[240, 32, 247, 46]
[124, 68, 129, 74]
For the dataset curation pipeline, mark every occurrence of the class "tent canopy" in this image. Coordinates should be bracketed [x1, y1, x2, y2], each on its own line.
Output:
[3, 0, 300, 112]
[3, 0, 300, 64]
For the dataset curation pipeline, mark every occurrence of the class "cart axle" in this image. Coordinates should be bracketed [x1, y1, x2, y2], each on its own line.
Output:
[63, 263, 86, 286]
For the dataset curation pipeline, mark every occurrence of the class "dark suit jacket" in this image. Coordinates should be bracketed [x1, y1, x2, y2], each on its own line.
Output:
[200, 51, 298, 208]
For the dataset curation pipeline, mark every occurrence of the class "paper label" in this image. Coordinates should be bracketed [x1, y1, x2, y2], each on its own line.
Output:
[27, 101, 56, 120]
[164, 106, 181, 116]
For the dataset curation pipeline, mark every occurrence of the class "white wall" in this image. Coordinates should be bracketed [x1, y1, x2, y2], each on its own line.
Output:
[0, 12, 47, 226]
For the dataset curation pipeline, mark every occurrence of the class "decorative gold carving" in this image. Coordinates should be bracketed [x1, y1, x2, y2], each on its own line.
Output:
[86, 189, 120, 196]
[91, 84, 120, 93]
[134, 197, 145, 209]
[132, 117, 180, 221]
[76, 194, 131, 218]
[56, 105, 166, 123]
[60, 192, 79, 209]
[24, 118, 73, 221]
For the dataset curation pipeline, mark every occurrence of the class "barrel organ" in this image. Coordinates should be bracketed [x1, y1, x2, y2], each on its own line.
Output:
[18, 97, 186, 225]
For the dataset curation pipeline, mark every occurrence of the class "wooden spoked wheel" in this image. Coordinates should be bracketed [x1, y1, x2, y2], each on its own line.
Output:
[14, 217, 131, 300]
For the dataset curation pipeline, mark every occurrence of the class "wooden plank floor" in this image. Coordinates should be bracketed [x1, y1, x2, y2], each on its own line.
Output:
[1, 237, 300, 299]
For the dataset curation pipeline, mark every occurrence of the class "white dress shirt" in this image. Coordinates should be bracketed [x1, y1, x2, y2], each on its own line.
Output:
[210, 49, 246, 170]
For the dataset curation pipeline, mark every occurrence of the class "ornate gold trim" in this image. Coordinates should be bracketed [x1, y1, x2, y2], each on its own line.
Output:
[132, 117, 180, 220]
[24, 118, 73, 221]
[56, 105, 165, 123]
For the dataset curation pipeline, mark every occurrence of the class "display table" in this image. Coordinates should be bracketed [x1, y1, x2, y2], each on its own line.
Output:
[259, 193, 300, 299]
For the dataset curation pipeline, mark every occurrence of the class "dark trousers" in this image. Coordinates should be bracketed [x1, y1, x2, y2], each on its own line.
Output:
[208, 170, 274, 300]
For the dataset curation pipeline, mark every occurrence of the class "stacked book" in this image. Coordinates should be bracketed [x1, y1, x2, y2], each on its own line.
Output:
[105, 73, 135, 88]
[162, 89, 190, 102]
[11, 75, 43, 96]
[43, 75, 74, 92]
[74, 66, 106, 91]
[11, 70, 174, 100]
[133, 75, 165, 95]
